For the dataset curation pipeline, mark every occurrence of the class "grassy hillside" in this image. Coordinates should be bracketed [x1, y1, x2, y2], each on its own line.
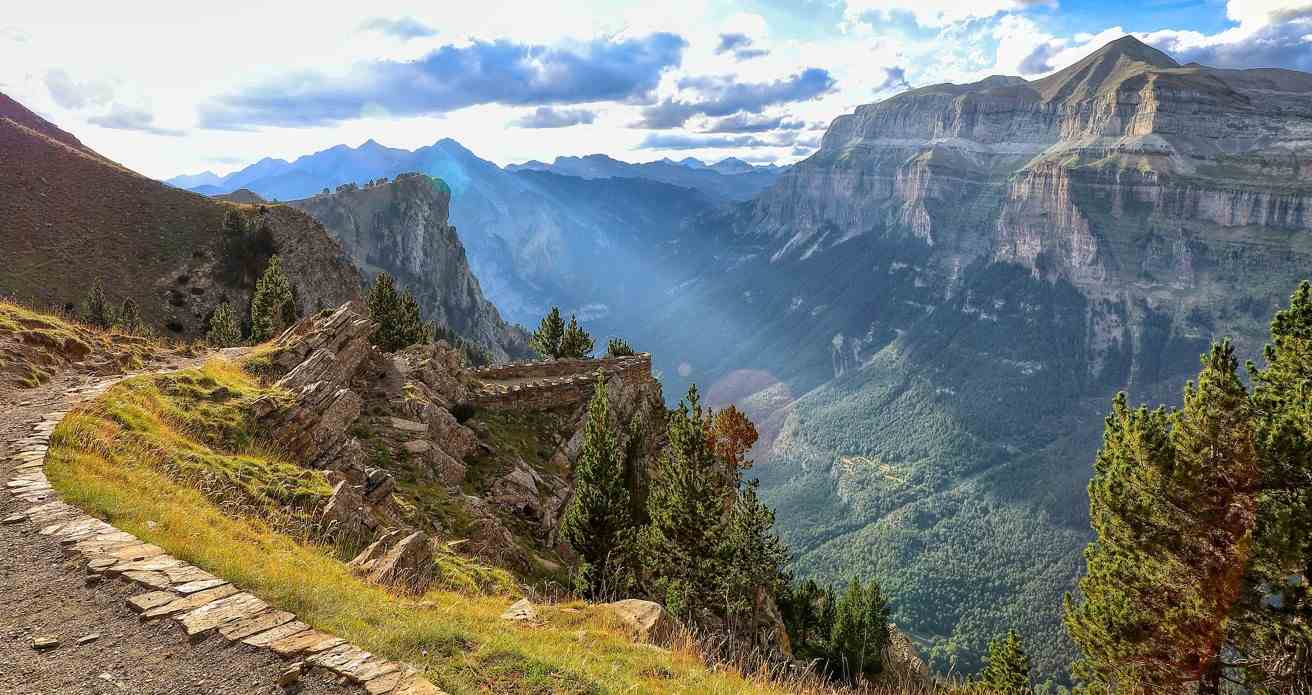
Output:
[0, 92, 360, 337]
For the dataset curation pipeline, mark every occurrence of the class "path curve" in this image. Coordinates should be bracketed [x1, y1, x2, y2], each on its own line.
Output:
[0, 362, 444, 695]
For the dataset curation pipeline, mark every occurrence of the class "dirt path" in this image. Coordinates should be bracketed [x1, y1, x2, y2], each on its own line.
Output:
[0, 365, 361, 695]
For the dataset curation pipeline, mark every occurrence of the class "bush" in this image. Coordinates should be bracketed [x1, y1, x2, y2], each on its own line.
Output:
[606, 337, 635, 357]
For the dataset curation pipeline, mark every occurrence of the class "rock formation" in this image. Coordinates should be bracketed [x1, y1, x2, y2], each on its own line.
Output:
[289, 173, 529, 362]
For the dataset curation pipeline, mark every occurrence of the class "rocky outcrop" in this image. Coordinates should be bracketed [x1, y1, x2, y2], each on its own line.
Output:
[348, 530, 436, 594]
[290, 174, 529, 362]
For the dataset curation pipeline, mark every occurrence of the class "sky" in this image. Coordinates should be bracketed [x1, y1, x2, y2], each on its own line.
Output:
[1, 0, 1309, 179]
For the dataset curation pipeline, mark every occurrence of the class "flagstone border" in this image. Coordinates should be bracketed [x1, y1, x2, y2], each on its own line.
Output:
[3, 376, 444, 695]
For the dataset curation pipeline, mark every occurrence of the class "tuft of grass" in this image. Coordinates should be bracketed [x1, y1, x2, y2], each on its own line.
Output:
[0, 299, 170, 387]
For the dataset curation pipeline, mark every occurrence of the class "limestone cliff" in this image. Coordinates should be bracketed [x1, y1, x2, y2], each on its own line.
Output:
[289, 174, 530, 362]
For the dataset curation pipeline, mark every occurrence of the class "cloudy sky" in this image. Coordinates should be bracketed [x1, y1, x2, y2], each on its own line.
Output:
[2, 0, 1309, 179]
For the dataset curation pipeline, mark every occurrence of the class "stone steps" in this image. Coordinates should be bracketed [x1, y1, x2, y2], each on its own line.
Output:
[3, 377, 447, 695]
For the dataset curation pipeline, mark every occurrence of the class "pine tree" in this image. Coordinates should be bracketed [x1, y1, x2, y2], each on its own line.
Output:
[207, 302, 242, 347]
[560, 314, 595, 359]
[116, 297, 143, 334]
[366, 273, 431, 352]
[719, 480, 789, 644]
[640, 384, 733, 620]
[830, 578, 891, 685]
[560, 373, 635, 598]
[1234, 282, 1312, 690]
[979, 630, 1033, 694]
[249, 255, 294, 341]
[1065, 342, 1258, 693]
[82, 278, 114, 328]
[530, 306, 565, 359]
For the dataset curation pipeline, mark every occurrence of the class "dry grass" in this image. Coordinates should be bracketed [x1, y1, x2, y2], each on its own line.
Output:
[43, 353, 962, 694]
[0, 299, 176, 388]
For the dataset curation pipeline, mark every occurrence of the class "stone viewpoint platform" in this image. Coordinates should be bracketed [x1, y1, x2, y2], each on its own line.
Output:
[468, 353, 653, 410]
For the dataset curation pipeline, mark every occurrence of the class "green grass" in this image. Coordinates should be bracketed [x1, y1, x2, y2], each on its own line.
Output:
[0, 300, 173, 388]
[44, 358, 817, 695]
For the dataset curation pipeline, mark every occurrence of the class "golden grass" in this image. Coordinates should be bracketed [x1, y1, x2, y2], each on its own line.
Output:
[44, 358, 851, 694]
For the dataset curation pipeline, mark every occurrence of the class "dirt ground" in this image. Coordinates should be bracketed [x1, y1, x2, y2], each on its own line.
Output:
[0, 371, 361, 695]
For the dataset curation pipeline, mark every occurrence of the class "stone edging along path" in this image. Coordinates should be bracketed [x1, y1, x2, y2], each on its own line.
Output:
[2, 375, 445, 695]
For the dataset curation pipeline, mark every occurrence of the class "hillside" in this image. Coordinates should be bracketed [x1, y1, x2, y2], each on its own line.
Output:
[0, 92, 361, 336]
[288, 174, 530, 362]
[617, 35, 1312, 678]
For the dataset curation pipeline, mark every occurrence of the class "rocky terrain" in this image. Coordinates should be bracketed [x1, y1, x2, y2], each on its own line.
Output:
[0, 92, 362, 337]
[250, 303, 665, 576]
[289, 175, 529, 362]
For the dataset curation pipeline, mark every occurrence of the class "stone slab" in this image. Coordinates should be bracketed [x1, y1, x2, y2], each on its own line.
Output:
[174, 578, 228, 595]
[241, 621, 309, 648]
[179, 592, 268, 636]
[218, 610, 295, 642]
[270, 629, 345, 657]
[127, 591, 178, 613]
[122, 570, 173, 590]
[141, 584, 239, 619]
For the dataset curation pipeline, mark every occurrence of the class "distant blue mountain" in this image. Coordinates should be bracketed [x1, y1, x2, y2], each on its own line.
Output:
[504, 153, 780, 201]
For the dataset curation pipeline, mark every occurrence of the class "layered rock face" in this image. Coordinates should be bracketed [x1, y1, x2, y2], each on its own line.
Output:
[252, 303, 665, 576]
[290, 174, 529, 362]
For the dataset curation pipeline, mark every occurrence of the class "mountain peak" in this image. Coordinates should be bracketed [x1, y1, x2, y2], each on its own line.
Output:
[1091, 34, 1179, 69]
[1032, 34, 1179, 102]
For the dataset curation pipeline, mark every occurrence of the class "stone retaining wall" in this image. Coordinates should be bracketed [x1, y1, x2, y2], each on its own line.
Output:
[469, 354, 652, 410]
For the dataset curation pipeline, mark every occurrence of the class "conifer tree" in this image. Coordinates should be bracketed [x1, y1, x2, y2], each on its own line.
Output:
[116, 297, 143, 334]
[979, 630, 1033, 694]
[530, 306, 565, 359]
[640, 385, 732, 619]
[830, 578, 891, 685]
[366, 273, 431, 352]
[720, 480, 789, 642]
[250, 255, 294, 341]
[82, 278, 114, 328]
[560, 374, 635, 598]
[560, 314, 595, 359]
[207, 302, 242, 347]
[1234, 282, 1312, 690]
[1066, 342, 1258, 693]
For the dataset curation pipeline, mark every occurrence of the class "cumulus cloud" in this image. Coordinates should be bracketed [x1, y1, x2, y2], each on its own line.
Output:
[87, 104, 185, 136]
[511, 106, 597, 128]
[843, 0, 1055, 31]
[703, 113, 806, 133]
[638, 132, 796, 149]
[1017, 41, 1064, 74]
[715, 33, 769, 60]
[359, 17, 438, 40]
[1144, 9, 1312, 72]
[635, 68, 835, 129]
[199, 33, 686, 130]
[44, 69, 113, 110]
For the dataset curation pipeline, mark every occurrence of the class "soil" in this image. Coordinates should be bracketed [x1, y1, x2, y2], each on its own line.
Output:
[0, 369, 361, 695]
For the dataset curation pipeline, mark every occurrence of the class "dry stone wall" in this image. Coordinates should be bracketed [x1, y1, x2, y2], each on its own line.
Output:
[469, 354, 653, 410]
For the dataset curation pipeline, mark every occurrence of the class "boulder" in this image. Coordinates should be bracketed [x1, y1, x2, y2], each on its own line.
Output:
[600, 600, 676, 645]
[348, 530, 435, 594]
[320, 481, 374, 537]
[500, 598, 538, 622]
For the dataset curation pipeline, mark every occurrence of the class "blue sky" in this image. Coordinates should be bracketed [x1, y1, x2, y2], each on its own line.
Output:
[1, 0, 1307, 178]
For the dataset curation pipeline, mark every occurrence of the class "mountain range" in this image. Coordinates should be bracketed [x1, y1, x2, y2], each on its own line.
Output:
[155, 35, 1312, 680]
[168, 142, 774, 326]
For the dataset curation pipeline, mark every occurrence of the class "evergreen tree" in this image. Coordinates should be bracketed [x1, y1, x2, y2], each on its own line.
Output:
[560, 314, 595, 359]
[1234, 282, 1312, 690]
[560, 373, 635, 598]
[719, 480, 789, 643]
[530, 306, 565, 359]
[82, 278, 114, 328]
[640, 385, 733, 619]
[606, 337, 635, 357]
[116, 297, 143, 334]
[979, 630, 1033, 694]
[830, 577, 891, 685]
[1065, 342, 1258, 693]
[206, 302, 242, 347]
[249, 255, 294, 341]
[366, 273, 431, 352]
